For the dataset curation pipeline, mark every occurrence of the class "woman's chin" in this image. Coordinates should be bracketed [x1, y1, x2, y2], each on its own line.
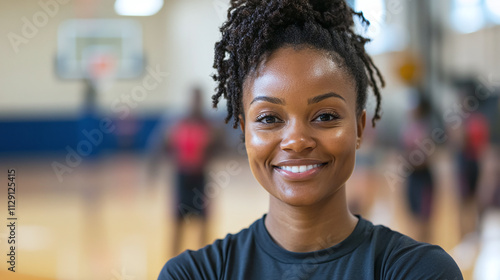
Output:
[267, 182, 344, 208]
[273, 188, 325, 207]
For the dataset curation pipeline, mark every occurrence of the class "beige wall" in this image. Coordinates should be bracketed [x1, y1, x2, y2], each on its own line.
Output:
[0, 0, 227, 118]
[442, 25, 500, 78]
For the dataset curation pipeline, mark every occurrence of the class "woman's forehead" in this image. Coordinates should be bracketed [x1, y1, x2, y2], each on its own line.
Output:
[243, 47, 356, 105]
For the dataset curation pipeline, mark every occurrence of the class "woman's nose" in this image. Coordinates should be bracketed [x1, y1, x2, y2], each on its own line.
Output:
[279, 120, 316, 153]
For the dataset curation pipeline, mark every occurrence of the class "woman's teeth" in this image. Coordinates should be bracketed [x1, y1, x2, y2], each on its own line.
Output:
[278, 164, 321, 173]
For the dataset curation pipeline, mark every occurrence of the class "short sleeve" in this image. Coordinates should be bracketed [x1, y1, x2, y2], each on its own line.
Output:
[157, 238, 228, 280]
[384, 243, 463, 280]
[157, 253, 193, 280]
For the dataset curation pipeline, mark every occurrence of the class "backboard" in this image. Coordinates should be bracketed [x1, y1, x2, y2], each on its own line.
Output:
[56, 19, 144, 81]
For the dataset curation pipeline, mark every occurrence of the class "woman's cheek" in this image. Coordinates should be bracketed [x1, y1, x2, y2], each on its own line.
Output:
[247, 125, 280, 152]
[246, 129, 267, 167]
[326, 127, 352, 147]
[332, 129, 357, 174]
[246, 128, 278, 183]
[325, 127, 357, 165]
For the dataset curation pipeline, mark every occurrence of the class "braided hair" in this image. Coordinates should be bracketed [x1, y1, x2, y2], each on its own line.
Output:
[212, 0, 385, 129]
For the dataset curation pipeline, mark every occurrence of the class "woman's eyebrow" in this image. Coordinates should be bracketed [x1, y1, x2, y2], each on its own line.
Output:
[250, 96, 285, 106]
[308, 92, 345, 104]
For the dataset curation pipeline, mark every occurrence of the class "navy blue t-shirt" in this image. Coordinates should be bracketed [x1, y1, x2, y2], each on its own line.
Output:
[159, 215, 463, 279]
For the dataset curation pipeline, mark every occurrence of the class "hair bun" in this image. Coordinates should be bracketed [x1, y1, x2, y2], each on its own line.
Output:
[309, 0, 334, 13]
[307, 0, 357, 31]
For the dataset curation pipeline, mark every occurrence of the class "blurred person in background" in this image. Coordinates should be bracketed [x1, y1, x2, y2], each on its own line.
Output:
[473, 95, 500, 280]
[402, 96, 435, 242]
[454, 81, 490, 239]
[150, 87, 214, 256]
[168, 87, 214, 256]
[478, 97, 500, 211]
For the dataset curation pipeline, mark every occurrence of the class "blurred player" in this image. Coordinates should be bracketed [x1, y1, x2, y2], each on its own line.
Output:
[166, 88, 213, 256]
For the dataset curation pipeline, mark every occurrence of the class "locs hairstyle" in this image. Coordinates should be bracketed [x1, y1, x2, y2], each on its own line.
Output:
[212, 0, 385, 128]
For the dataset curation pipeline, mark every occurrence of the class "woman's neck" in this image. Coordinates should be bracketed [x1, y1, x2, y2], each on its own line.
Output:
[264, 186, 358, 253]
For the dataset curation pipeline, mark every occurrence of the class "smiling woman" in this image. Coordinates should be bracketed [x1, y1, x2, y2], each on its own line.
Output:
[242, 48, 361, 212]
[158, 0, 463, 279]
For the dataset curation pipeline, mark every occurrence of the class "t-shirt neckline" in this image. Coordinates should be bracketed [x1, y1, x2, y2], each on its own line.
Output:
[254, 214, 371, 264]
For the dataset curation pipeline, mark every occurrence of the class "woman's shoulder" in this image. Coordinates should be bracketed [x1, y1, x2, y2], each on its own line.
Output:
[158, 238, 227, 280]
[363, 219, 463, 280]
[157, 217, 261, 280]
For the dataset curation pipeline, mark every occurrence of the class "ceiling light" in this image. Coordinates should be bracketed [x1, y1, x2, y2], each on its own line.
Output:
[114, 0, 163, 16]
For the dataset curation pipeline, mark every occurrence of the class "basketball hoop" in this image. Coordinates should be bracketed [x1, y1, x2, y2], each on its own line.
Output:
[85, 51, 118, 91]
[56, 19, 144, 91]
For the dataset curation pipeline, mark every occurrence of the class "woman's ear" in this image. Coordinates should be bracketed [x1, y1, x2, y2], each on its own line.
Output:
[356, 110, 366, 149]
[239, 114, 245, 134]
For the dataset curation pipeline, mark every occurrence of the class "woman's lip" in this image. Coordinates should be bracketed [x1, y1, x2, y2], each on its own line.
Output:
[273, 163, 326, 181]
[274, 159, 326, 166]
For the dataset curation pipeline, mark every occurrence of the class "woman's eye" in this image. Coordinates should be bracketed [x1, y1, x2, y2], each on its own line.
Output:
[315, 113, 339, 122]
[256, 114, 281, 124]
[260, 116, 279, 124]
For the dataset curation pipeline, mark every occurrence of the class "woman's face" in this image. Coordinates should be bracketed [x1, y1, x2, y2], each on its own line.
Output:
[241, 47, 365, 207]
